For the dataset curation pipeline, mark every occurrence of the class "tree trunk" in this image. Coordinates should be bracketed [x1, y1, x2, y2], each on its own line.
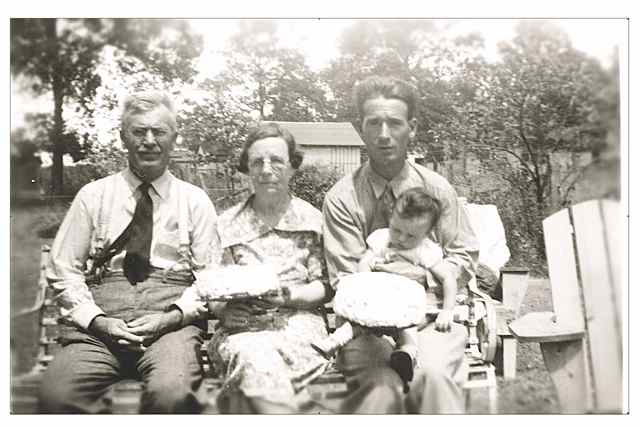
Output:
[45, 19, 65, 195]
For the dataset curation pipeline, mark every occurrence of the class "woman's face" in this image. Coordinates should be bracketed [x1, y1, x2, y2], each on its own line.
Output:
[247, 137, 294, 198]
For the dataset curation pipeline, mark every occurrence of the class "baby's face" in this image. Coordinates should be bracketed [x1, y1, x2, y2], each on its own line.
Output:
[388, 213, 434, 250]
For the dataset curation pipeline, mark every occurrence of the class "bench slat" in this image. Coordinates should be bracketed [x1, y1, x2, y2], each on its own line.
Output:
[542, 208, 584, 329]
[572, 200, 622, 412]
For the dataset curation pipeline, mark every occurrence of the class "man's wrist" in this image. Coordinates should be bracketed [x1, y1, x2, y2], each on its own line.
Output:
[88, 314, 107, 332]
[165, 306, 184, 328]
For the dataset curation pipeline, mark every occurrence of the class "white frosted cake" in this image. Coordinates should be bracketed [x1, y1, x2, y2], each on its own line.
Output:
[195, 264, 281, 300]
[334, 272, 428, 328]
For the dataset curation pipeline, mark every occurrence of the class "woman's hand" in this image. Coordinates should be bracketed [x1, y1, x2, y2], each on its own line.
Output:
[219, 301, 254, 329]
[261, 287, 291, 308]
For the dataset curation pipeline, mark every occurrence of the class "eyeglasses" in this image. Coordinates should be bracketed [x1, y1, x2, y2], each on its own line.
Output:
[248, 156, 288, 171]
[130, 127, 171, 139]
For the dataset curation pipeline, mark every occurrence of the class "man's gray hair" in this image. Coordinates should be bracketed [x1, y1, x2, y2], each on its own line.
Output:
[121, 91, 177, 132]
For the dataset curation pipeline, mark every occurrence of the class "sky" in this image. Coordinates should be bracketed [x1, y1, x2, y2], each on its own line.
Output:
[190, 18, 626, 75]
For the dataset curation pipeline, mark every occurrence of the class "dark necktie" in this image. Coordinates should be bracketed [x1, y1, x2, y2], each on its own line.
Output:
[122, 183, 153, 284]
[371, 184, 396, 232]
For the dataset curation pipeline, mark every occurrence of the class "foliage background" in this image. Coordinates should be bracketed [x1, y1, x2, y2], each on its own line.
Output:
[11, 19, 621, 275]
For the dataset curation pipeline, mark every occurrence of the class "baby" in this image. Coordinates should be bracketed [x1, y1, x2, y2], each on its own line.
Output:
[358, 187, 456, 384]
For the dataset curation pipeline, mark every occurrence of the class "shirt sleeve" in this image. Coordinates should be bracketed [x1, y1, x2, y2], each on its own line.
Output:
[365, 228, 390, 258]
[322, 190, 367, 288]
[172, 188, 219, 326]
[433, 188, 479, 285]
[45, 186, 104, 330]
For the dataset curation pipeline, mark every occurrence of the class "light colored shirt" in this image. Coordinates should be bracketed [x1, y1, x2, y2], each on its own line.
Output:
[46, 168, 219, 329]
[322, 161, 479, 287]
[366, 228, 443, 268]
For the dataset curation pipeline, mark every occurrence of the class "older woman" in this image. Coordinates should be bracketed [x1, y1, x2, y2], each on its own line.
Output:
[207, 123, 332, 414]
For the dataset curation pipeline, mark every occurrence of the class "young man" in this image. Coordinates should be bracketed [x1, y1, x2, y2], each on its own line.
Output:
[323, 76, 479, 413]
[39, 91, 218, 413]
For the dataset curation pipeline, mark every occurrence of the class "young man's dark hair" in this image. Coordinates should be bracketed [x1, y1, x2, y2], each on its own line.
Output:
[353, 75, 419, 121]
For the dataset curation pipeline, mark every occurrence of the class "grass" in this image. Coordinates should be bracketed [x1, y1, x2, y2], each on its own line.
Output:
[10, 202, 560, 413]
[10, 201, 66, 375]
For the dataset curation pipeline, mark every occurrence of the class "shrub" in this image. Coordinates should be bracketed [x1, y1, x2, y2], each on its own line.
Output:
[289, 164, 341, 211]
[40, 145, 127, 196]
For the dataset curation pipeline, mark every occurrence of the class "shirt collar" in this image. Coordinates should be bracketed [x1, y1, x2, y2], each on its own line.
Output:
[122, 167, 172, 200]
[218, 194, 322, 248]
[365, 161, 412, 199]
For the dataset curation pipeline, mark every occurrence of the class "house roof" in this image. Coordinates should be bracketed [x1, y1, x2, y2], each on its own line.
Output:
[269, 121, 364, 147]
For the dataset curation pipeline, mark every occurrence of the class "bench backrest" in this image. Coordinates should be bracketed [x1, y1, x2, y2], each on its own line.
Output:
[543, 199, 622, 412]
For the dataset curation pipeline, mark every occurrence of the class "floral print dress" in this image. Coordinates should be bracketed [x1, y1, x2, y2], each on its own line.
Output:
[208, 195, 331, 412]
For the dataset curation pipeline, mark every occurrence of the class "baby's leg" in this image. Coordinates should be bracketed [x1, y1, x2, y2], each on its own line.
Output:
[397, 327, 418, 349]
[311, 317, 363, 360]
[390, 327, 419, 391]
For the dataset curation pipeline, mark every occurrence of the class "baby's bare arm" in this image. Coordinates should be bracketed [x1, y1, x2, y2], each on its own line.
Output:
[430, 261, 456, 310]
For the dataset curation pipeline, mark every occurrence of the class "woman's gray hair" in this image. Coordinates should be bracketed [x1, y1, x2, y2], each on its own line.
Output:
[121, 91, 177, 132]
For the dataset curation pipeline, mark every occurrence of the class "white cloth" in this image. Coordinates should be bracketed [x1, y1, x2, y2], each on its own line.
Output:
[46, 168, 219, 329]
[463, 203, 510, 274]
[366, 228, 443, 269]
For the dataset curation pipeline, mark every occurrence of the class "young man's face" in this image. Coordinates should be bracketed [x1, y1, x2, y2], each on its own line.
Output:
[361, 96, 416, 172]
[121, 106, 177, 182]
[388, 213, 434, 251]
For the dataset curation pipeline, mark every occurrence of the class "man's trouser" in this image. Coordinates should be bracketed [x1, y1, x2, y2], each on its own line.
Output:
[335, 322, 468, 414]
[39, 272, 206, 413]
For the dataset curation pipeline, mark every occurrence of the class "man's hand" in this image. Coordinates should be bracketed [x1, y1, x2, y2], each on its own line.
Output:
[126, 310, 183, 346]
[89, 316, 145, 351]
[435, 309, 454, 333]
[372, 261, 426, 284]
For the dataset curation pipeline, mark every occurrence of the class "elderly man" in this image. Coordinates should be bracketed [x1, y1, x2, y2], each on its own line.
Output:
[38, 91, 217, 413]
[323, 76, 479, 414]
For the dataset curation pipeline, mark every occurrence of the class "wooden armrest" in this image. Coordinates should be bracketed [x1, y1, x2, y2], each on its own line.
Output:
[509, 311, 584, 343]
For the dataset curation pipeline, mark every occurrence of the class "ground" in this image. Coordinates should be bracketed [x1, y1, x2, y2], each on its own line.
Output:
[10, 202, 560, 414]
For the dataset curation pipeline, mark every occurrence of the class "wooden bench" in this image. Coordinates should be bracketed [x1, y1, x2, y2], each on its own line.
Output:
[509, 199, 623, 413]
[11, 202, 529, 414]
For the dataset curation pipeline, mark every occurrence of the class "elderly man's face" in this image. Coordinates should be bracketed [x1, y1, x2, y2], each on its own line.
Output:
[361, 96, 416, 173]
[121, 106, 177, 182]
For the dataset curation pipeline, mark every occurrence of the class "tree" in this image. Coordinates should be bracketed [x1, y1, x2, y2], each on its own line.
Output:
[323, 19, 486, 166]
[11, 18, 203, 194]
[178, 78, 251, 158]
[217, 20, 334, 122]
[443, 21, 608, 210]
[427, 21, 611, 265]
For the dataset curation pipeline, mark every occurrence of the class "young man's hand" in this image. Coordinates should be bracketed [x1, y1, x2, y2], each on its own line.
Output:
[372, 261, 426, 284]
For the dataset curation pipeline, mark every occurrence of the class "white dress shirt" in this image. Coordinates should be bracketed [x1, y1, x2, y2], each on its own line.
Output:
[46, 168, 219, 329]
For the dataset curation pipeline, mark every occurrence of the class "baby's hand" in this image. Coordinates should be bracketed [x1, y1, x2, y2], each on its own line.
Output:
[369, 256, 386, 270]
[435, 309, 454, 333]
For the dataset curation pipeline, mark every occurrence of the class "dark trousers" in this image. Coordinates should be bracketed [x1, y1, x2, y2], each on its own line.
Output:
[38, 274, 206, 413]
[38, 325, 206, 414]
[336, 322, 468, 414]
